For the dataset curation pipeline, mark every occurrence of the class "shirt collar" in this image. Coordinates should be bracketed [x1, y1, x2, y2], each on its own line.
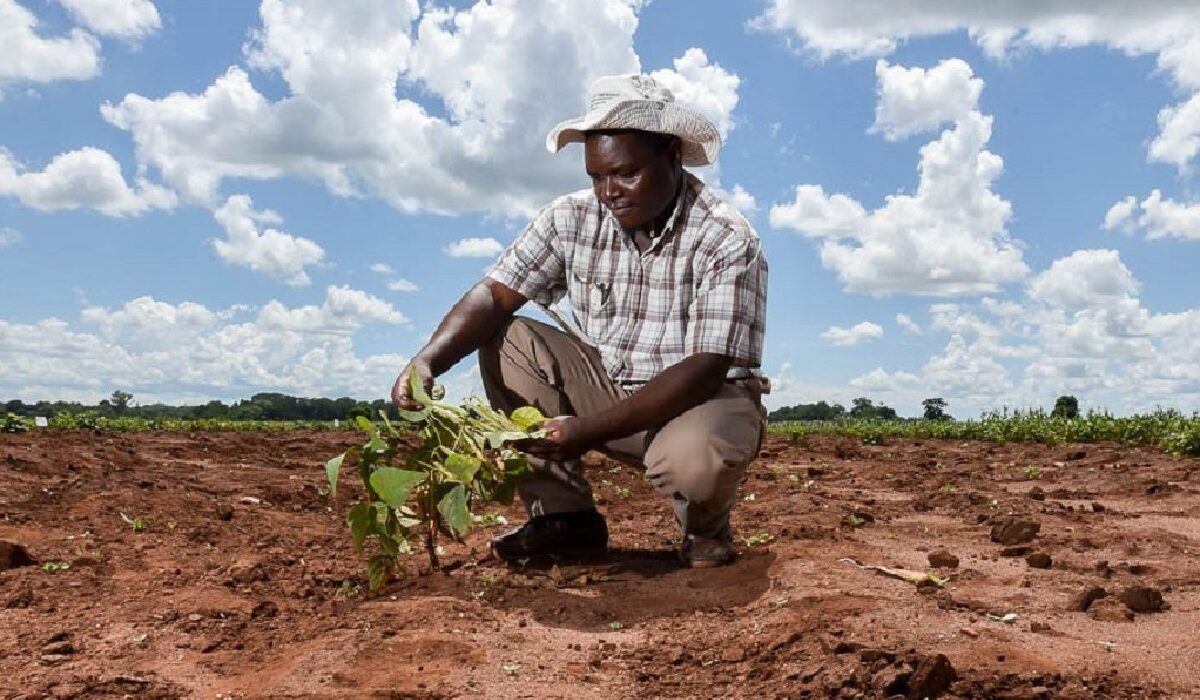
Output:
[605, 173, 693, 252]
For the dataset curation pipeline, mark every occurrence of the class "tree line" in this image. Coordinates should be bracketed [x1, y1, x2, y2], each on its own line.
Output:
[767, 395, 1082, 422]
[4, 391, 400, 422]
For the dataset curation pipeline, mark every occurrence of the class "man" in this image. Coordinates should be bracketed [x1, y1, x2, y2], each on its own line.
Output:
[392, 74, 767, 568]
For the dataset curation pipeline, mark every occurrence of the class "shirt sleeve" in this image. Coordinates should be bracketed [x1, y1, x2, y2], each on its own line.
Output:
[486, 203, 568, 307]
[685, 235, 768, 366]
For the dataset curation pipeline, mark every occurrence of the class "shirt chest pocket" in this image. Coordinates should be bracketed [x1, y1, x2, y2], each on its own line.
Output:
[569, 270, 617, 334]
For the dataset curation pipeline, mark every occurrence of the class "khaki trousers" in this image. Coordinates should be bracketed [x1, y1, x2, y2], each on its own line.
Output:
[479, 317, 764, 540]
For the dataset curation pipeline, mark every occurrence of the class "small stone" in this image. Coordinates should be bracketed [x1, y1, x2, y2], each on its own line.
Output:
[1026, 553, 1053, 569]
[1091, 502, 1105, 513]
[907, 654, 956, 699]
[927, 550, 959, 569]
[1120, 586, 1164, 613]
[187, 613, 203, 622]
[4, 585, 35, 609]
[217, 505, 234, 521]
[990, 517, 1040, 545]
[1069, 586, 1108, 612]
[1029, 621, 1052, 633]
[1027, 486, 1045, 501]
[250, 600, 279, 619]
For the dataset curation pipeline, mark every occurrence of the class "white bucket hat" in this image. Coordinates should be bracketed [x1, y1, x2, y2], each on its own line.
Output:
[546, 74, 721, 166]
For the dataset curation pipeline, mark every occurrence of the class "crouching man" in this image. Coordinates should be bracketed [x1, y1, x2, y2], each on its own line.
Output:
[392, 74, 768, 568]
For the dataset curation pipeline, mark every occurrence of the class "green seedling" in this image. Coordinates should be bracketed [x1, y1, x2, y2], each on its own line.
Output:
[609, 621, 624, 631]
[41, 561, 70, 574]
[120, 512, 149, 533]
[1022, 465, 1042, 480]
[744, 532, 774, 547]
[325, 369, 543, 589]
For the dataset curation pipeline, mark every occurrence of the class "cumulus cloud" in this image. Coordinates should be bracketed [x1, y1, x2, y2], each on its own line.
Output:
[211, 194, 325, 286]
[99, 0, 741, 217]
[0, 0, 99, 87]
[387, 278, 419, 292]
[718, 184, 757, 213]
[752, 1, 1200, 173]
[2, 292, 412, 403]
[896, 313, 921, 334]
[869, 59, 982, 141]
[770, 58, 1028, 296]
[369, 263, 394, 275]
[0, 289, 410, 402]
[444, 236, 504, 258]
[818, 248, 1200, 416]
[0, 147, 176, 216]
[1103, 190, 1200, 241]
[1028, 249, 1138, 309]
[821, 321, 883, 346]
[55, 0, 160, 39]
[0, 227, 20, 247]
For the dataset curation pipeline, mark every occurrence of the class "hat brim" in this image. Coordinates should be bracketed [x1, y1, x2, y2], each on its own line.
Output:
[546, 99, 720, 167]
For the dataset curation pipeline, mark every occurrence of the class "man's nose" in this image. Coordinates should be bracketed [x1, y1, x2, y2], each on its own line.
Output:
[600, 176, 619, 203]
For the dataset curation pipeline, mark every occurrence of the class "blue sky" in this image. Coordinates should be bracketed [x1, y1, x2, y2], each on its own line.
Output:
[2, 0, 1199, 418]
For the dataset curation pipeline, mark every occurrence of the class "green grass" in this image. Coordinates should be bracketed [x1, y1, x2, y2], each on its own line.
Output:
[769, 408, 1200, 457]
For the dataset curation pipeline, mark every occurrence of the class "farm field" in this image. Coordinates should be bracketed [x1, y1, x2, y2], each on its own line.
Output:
[2, 429, 1200, 698]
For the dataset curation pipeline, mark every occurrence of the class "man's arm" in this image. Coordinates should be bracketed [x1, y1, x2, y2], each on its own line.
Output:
[522, 352, 731, 461]
[391, 279, 527, 409]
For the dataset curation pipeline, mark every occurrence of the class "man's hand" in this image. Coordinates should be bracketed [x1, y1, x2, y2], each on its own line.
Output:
[515, 415, 594, 462]
[391, 360, 434, 411]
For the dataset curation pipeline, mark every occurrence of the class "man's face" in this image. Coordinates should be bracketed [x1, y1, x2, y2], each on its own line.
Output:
[584, 131, 681, 233]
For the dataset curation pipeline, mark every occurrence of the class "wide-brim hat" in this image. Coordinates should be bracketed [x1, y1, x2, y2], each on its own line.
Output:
[546, 74, 721, 166]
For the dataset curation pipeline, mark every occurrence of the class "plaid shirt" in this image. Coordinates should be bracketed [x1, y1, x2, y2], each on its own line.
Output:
[488, 172, 767, 386]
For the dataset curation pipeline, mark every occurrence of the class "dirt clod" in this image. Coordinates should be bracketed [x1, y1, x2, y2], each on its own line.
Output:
[0, 540, 36, 570]
[990, 517, 1040, 545]
[1025, 553, 1053, 569]
[1069, 586, 1108, 612]
[927, 550, 959, 569]
[1120, 586, 1164, 613]
[907, 653, 956, 699]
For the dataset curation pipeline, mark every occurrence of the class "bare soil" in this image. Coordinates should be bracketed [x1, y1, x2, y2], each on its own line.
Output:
[3, 430, 1200, 698]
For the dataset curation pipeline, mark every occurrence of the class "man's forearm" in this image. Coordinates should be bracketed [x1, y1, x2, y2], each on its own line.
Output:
[416, 279, 526, 376]
[578, 353, 731, 445]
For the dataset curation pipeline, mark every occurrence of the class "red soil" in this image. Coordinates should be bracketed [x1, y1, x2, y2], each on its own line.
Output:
[2, 430, 1198, 698]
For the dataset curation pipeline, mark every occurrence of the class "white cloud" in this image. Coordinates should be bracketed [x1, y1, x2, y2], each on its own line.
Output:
[1150, 88, 1200, 173]
[444, 236, 504, 258]
[0, 147, 176, 216]
[895, 313, 921, 334]
[821, 321, 883, 346]
[810, 248, 1200, 417]
[0, 227, 20, 247]
[869, 59, 982, 141]
[100, 1, 740, 215]
[648, 48, 740, 140]
[1028, 249, 1138, 309]
[256, 285, 407, 333]
[753, 2, 1200, 173]
[369, 262, 395, 275]
[0, 0, 99, 87]
[718, 184, 757, 213]
[1, 291, 411, 402]
[1104, 190, 1200, 241]
[212, 194, 325, 286]
[55, 0, 160, 39]
[387, 278, 419, 292]
[770, 59, 1028, 296]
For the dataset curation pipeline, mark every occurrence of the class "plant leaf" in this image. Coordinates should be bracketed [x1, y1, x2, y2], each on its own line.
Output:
[370, 468, 426, 509]
[355, 415, 375, 434]
[347, 503, 373, 552]
[438, 483, 471, 536]
[408, 367, 433, 405]
[325, 453, 345, 498]
[485, 430, 530, 449]
[443, 452, 482, 484]
[510, 406, 548, 432]
[367, 555, 394, 591]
